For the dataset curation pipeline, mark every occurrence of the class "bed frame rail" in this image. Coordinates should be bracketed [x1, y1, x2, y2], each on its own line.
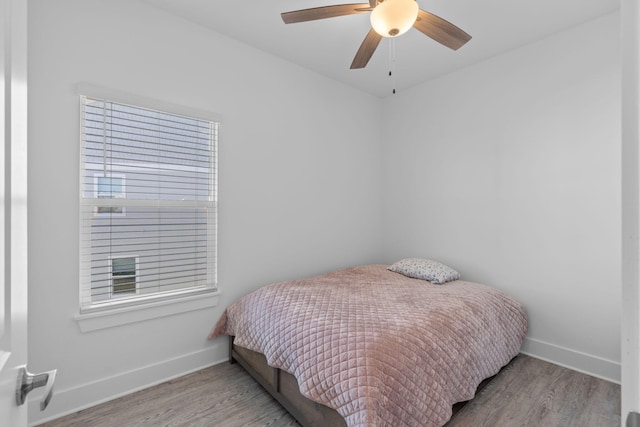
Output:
[229, 336, 347, 427]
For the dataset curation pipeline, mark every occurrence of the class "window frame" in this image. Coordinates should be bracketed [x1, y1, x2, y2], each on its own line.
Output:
[75, 83, 221, 329]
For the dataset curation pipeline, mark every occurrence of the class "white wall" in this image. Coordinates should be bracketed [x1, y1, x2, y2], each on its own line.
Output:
[27, 0, 383, 423]
[27, 0, 623, 423]
[381, 13, 621, 382]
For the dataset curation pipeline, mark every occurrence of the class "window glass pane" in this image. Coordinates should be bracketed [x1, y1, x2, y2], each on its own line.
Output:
[112, 257, 135, 276]
[97, 177, 124, 198]
[113, 278, 136, 294]
[80, 94, 218, 309]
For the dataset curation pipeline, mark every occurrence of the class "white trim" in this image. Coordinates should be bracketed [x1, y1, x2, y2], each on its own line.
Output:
[28, 343, 229, 427]
[621, 0, 640, 419]
[0, 351, 10, 372]
[74, 291, 220, 332]
[520, 337, 621, 384]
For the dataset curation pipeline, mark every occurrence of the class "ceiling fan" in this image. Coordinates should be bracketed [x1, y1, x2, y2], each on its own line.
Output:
[281, 0, 471, 69]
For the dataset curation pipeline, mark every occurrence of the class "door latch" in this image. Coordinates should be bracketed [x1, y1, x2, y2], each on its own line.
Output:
[15, 367, 57, 411]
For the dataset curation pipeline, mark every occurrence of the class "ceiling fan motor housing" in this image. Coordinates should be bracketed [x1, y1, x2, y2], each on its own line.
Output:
[370, 0, 419, 38]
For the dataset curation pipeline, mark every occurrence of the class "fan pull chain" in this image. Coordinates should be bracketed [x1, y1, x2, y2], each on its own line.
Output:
[389, 38, 397, 94]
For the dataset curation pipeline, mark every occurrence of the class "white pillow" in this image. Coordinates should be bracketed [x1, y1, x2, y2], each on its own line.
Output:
[387, 258, 460, 284]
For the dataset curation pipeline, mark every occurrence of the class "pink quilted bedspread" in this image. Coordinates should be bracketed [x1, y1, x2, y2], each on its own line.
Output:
[209, 264, 527, 427]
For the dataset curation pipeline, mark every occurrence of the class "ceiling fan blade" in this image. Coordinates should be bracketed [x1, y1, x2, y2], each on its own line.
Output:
[413, 9, 471, 50]
[282, 3, 371, 24]
[350, 28, 382, 69]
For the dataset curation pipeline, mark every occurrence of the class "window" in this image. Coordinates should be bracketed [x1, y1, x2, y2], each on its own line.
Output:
[95, 174, 125, 216]
[79, 93, 218, 312]
[110, 256, 137, 296]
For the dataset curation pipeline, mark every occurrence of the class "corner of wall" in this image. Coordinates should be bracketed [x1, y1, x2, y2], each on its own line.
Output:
[521, 337, 621, 384]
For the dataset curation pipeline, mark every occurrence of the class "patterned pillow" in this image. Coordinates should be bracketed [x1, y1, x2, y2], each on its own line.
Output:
[387, 258, 460, 284]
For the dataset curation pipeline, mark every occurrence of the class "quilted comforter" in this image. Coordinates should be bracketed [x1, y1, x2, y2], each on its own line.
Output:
[209, 264, 527, 427]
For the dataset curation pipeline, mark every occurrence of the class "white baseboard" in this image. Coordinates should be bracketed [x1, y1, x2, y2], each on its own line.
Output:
[29, 341, 229, 426]
[30, 336, 620, 425]
[521, 337, 621, 384]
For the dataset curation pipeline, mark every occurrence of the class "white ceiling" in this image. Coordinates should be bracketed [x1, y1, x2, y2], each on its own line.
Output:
[144, 0, 620, 98]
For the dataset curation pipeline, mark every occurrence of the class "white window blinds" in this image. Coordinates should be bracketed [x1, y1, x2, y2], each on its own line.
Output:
[80, 95, 218, 311]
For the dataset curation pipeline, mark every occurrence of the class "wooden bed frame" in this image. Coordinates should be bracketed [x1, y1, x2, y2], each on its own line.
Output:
[229, 336, 346, 426]
[229, 336, 497, 427]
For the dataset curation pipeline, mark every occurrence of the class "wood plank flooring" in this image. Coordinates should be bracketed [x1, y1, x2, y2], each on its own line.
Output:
[38, 355, 620, 427]
[445, 355, 620, 427]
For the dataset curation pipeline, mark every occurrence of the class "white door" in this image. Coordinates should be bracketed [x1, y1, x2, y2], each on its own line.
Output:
[622, 0, 640, 425]
[0, 0, 29, 424]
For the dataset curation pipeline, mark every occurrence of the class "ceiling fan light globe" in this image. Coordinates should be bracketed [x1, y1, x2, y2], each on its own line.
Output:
[370, 0, 418, 38]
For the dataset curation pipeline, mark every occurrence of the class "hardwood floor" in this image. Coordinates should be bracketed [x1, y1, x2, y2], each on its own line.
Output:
[38, 355, 620, 427]
[445, 355, 620, 427]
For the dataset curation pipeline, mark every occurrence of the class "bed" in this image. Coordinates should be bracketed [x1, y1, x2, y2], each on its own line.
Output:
[209, 263, 528, 427]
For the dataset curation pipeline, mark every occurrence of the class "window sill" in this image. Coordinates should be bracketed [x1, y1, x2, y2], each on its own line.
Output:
[74, 291, 221, 333]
